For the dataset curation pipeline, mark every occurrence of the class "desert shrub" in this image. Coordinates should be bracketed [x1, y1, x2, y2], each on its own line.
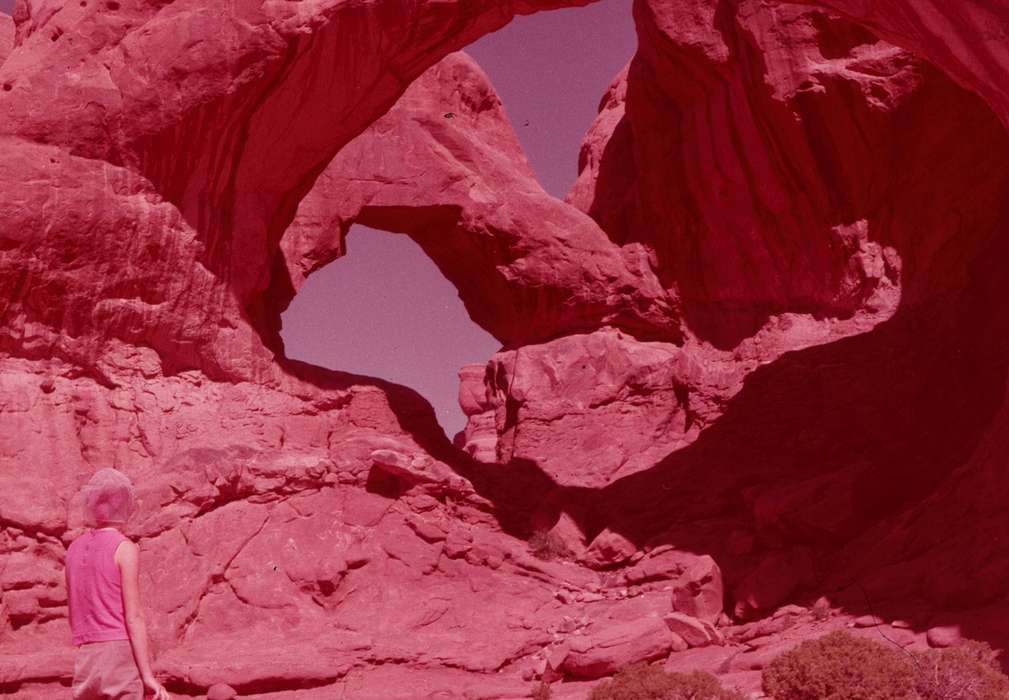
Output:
[762, 630, 916, 700]
[531, 680, 552, 699]
[590, 663, 745, 700]
[762, 630, 1009, 700]
[913, 639, 1009, 700]
[811, 597, 832, 622]
[529, 529, 573, 561]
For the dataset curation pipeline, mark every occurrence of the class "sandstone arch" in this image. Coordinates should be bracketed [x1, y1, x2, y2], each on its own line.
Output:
[5, 0, 1009, 695]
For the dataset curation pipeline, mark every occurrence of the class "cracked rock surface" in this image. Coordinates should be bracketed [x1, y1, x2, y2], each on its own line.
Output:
[5, 0, 1009, 698]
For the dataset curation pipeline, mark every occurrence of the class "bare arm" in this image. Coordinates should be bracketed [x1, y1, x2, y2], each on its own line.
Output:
[65, 565, 73, 628]
[116, 540, 170, 700]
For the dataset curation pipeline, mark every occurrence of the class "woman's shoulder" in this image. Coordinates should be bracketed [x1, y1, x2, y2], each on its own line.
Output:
[67, 529, 131, 550]
[113, 537, 139, 564]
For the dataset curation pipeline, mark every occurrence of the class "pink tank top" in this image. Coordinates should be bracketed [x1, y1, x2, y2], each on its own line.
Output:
[65, 529, 130, 645]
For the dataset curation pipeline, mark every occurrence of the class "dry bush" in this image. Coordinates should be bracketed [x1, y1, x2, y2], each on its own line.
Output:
[590, 663, 745, 700]
[762, 630, 917, 700]
[913, 639, 1009, 700]
[530, 680, 552, 699]
[529, 529, 573, 561]
[763, 631, 1009, 700]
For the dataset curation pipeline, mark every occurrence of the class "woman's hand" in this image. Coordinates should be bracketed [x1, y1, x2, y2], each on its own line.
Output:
[143, 676, 170, 700]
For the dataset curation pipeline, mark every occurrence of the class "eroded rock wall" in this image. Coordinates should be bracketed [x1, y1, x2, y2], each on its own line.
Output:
[0, 0, 597, 379]
[282, 53, 681, 349]
[5, 0, 1009, 698]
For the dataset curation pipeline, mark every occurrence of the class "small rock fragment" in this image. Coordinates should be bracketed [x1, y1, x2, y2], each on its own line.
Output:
[207, 684, 238, 700]
[773, 604, 807, 619]
[927, 625, 961, 648]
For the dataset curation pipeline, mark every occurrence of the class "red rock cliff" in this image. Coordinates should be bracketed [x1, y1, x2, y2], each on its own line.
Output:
[4, 0, 1009, 698]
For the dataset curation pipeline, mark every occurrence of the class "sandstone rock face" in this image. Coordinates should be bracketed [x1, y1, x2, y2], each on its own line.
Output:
[283, 53, 680, 349]
[0, 14, 12, 65]
[559, 0, 1009, 622]
[5, 0, 1009, 696]
[572, 0, 1003, 348]
[0, 0, 599, 380]
[793, 1, 1009, 130]
[562, 616, 675, 679]
[458, 328, 723, 487]
[732, 548, 816, 621]
[459, 0, 1009, 529]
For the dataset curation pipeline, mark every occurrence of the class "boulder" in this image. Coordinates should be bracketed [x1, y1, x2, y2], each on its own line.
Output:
[671, 555, 724, 623]
[562, 617, 675, 678]
[663, 612, 720, 648]
[926, 625, 962, 648]
[582, 528, 638, 568]
[459, 330, 713, 487]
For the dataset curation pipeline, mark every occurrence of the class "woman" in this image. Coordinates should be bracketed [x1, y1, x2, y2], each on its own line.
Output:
[65, 468, 170, 700]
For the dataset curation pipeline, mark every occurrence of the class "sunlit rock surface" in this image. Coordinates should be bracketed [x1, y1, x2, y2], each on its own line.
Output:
[5, 0, 1009, 697]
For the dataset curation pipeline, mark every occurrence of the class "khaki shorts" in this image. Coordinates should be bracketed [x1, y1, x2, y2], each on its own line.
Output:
[73, 640, 143, 700]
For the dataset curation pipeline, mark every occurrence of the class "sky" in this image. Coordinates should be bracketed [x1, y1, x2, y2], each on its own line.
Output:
[0, 0, 639, 436]
[0, 2, 10, 13]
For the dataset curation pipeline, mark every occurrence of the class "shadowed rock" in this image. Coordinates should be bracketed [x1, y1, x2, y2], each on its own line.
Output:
[5, 0, 1009, 695]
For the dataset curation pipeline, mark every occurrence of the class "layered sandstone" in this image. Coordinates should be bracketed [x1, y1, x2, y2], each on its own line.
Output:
[4, 0, 1009, 698]
[281, 52, 680, 348]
